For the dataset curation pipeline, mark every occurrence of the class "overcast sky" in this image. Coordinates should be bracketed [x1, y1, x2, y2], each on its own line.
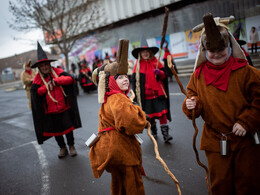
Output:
[0, 1, 50, 59]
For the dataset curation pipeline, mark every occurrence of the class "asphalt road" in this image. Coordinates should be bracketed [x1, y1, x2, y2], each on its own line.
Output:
[0, 78, 209, 195]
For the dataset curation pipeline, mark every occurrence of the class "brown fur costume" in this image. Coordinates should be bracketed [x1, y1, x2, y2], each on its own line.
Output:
[89, 93, 146, 194]
[89, 39, 147, 194]
[183, 14, 260, 195]
[20, 60, 36, 109]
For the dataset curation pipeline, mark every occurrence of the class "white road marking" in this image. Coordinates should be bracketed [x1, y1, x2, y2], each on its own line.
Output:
[169, 93, 184, 96]
[0, 142, 32, 154]
[32, 141, 50, 195]
[0, 141, 50, 195]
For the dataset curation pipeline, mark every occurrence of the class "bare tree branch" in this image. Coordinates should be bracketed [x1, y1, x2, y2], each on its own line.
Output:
[8, 0, 104, 71]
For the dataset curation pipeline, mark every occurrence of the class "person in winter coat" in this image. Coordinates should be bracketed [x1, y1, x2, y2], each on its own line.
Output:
[89, 39, 148, 195]
[132, 35, 172, 142]
[183, 13, 260, 195]
[20, 60, 36, 109]
[31, 42, 81, 158]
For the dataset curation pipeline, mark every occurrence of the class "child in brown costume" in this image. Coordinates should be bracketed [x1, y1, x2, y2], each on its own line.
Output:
[182, 14, 260, 195]
[20, 60, 36, 109]
[89, 39, 147, 195]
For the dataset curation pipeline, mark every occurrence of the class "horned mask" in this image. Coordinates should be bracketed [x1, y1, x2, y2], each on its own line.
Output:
[92, 39, 129, 103]
[193, 13, 246, 70]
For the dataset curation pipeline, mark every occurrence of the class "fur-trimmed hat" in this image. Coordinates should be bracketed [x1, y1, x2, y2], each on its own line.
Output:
[92, 39, 129, 104]
[193, 13, 246, 70]
[132, 35, 159, 59]
[31, 42, 57, 68]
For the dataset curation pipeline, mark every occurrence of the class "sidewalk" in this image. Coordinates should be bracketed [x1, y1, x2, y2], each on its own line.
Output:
[0, 80, 23, 91]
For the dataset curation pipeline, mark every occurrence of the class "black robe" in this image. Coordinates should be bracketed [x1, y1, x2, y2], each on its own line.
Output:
[78, 70, 96, 93]
[132, 67, 172, 122]
[31, 71, 82, 144]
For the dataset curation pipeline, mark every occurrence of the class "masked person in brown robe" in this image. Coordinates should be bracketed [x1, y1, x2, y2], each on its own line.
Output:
[89, 39, 148, 195]
[21, 60, 36, 110]
[182, 13, 260, 195]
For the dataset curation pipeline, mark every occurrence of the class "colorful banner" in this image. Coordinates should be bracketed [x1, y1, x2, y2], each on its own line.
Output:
[228, 19, 246, 41]
[169, 32, 188, 59]
[185, 29, 201, 59]
[131, 41, 140, 50]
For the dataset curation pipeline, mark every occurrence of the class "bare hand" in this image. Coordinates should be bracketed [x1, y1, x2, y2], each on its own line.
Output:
[186, 97, 196, 110]
[232, 123, 246, 136]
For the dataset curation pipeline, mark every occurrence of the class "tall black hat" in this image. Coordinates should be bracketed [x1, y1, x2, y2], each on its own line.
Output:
[131, 35, 159, 59]
[31, 42, 57, 68]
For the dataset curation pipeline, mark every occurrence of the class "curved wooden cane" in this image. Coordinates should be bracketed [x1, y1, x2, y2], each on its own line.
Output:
[147, 122, 182, 195]
[167, 55, 211, 195]
[129, 89, 181, 195]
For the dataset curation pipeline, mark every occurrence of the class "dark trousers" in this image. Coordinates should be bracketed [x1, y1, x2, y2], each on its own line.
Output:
[251, 43, 257, 53]
[55, 131, 75, 148]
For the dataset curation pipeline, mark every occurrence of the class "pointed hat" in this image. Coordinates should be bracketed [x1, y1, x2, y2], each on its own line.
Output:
[31, 42, 57, 68]
[132, 35, 159, 59]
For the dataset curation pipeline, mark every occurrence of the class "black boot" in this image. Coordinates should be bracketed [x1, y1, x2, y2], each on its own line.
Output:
[161, 125, 172, 142]
[151, 123, 158, 139]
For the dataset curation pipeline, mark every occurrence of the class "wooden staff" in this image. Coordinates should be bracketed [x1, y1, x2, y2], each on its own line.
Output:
[156, 7, 169, 98]
[156, 7, 169, 69]
[147, 122, 182, 195]
[167, 55, 211, 195]
[129, 89, 181, 194]
[129, 89, 135, 102]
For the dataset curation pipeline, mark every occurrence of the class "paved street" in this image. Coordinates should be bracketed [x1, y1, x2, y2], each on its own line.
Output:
[0, 78, 208, 195]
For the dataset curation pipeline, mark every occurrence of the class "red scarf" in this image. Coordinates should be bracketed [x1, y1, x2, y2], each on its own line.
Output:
[163, 47, 171, 60]
[195, 56, 247, 91]
[133, 57, 163, 93]
[104, 76, 129, 104]
[25, 69, 32, 75]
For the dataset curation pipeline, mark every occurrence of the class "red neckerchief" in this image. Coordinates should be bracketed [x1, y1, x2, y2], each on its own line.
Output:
[133, 57, 163, 93]
[195, 56, 248, 91]
[104, 76, 129, 104]
[25, 69, 32, 75]
[163, 47, 171, 60]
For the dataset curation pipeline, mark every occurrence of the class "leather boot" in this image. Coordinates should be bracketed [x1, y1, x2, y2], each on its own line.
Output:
[161, 125, 173, 143]
[69, 145, 77, 157]
[58, 147, 68, 158]
[151, 123, 158, 139]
